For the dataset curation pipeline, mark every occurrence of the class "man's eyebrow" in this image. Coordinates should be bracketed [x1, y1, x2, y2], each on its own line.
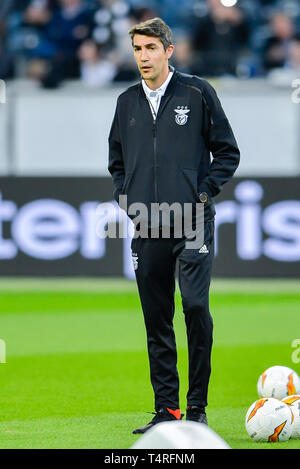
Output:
[133, 43, 157, 49]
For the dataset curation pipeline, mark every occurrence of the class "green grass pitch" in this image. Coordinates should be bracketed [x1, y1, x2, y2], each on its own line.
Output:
[0, 278, 299, 449]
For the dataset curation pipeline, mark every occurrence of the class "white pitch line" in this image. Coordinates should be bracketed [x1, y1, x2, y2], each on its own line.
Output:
[0, 278, 298, 293]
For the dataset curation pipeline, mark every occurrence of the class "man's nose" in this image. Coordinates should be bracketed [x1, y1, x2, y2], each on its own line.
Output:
[141, 48, 149, 61]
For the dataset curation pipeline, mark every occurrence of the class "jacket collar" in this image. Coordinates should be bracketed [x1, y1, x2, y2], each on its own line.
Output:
[142, 69, 174, 98]
[164, 66, 178, 96]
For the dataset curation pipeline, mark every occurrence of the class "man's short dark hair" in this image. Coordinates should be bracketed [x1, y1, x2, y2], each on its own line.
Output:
[129, 17, 173, 51]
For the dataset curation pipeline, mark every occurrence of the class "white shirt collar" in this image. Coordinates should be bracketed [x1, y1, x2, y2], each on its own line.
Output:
[142, 70, 174, 98]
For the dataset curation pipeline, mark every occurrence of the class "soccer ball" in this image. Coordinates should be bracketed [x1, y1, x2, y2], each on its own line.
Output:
[282, 395, 300, 439]
[245, 397, 293, 442]
[257, 366, 300, 399]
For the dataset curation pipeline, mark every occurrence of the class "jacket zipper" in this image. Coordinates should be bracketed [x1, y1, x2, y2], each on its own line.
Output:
[152, 119, 158, 202]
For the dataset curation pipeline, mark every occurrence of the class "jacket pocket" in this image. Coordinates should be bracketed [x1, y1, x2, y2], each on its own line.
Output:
[181, 168, 198, 202]
[121, 171, 134, 195]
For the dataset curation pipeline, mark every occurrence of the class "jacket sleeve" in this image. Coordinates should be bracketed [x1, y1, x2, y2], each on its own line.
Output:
[108, 99, 125, 202]
[198, 79, 240, 198]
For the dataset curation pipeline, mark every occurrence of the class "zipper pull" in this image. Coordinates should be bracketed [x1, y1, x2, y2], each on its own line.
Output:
[152, 120, 157, 137]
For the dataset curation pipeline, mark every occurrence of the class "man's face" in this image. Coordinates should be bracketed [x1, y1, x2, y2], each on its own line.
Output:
[133, 34, 174, 83]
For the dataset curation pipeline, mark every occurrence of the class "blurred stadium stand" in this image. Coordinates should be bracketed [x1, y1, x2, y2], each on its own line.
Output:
[0, 0, 299, 177]
[0, 0, 300, 84]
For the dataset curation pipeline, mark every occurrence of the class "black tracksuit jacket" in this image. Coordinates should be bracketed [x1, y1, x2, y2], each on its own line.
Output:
[108, 68, 240, 216]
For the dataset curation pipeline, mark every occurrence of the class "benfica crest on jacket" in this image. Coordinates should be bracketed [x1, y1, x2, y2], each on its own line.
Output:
[174, 106, 190, 125]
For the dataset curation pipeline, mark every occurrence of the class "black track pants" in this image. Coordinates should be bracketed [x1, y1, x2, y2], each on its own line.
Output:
[131, 221, 214, 411]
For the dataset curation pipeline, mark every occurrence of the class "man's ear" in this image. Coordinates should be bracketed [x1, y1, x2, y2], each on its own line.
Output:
[166, 45, 174, 60]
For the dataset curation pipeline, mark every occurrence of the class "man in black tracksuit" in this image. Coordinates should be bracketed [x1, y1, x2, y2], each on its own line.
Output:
[108, 18, 240, 434]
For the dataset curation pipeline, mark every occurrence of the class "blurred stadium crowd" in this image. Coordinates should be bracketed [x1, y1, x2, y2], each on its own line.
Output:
[0, 0, 300, 87]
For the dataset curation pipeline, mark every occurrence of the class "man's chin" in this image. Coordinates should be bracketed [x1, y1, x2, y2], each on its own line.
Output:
[141, 70, 154, 80]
